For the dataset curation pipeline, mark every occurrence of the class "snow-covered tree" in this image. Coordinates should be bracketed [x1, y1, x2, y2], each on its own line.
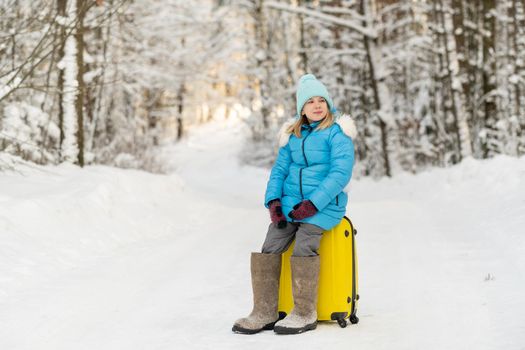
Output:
[1, 0, 524, 175]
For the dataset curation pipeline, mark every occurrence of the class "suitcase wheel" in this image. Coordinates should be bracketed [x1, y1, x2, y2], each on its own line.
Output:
[337, 319, 347, 328]
[349, 314, 359, 324]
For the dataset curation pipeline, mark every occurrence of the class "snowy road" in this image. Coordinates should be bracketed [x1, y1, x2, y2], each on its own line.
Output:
[1, 118, 524, 349]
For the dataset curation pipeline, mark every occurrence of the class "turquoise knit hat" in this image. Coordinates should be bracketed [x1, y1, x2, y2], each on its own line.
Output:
[296, 74, 336, 117]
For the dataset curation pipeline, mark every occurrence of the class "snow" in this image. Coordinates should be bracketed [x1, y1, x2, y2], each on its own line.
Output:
[1, 116, 525, 349]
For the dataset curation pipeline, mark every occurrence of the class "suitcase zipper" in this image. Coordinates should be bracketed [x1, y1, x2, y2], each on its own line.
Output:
[350, 224, 358, 320]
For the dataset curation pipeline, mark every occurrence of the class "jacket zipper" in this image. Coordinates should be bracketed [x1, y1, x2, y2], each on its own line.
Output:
[299, 127, 312, 200]
[301, 127, 312, 167]
[299, 168, 304, 199]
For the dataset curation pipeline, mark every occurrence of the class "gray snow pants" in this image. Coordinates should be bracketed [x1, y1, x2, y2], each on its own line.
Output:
[261, 222, 324, 257]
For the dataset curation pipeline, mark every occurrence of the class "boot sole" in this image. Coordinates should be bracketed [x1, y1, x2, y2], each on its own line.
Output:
[274, 321, 317, 335]
[232, 320, 279, 335]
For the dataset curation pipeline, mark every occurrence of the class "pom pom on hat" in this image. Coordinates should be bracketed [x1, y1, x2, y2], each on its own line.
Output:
[296, 74, 335, 117]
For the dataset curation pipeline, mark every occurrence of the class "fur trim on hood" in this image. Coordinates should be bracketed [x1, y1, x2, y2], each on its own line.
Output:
[278, 114, 357, 148]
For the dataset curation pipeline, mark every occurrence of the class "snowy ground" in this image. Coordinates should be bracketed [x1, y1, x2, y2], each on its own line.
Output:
[1, 117, 524, 350]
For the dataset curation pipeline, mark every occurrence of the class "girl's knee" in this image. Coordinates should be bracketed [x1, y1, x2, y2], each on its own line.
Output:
[291, 241, 320, 257]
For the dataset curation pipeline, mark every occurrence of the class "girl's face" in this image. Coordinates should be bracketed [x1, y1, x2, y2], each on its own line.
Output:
[301, 96, 328, 122]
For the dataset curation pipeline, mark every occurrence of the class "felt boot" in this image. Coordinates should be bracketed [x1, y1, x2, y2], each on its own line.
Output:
[232, 252, 282, 334]
[273, 255, 320, 335]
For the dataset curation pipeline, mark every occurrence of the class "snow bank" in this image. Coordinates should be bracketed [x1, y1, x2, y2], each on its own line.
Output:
[0, 163, 187, 301]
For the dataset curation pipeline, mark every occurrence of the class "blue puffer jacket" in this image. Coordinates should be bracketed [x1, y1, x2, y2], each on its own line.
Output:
[264, 116, 355, 230]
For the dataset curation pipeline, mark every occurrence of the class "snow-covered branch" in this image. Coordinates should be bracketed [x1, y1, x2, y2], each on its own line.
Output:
[264, 1, 377, 39]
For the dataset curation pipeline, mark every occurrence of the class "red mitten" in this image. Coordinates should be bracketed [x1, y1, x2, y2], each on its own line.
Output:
[289, 200, 318, 220]
[268, 199, 287, 228]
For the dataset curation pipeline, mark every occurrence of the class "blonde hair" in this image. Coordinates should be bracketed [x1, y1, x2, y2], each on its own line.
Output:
[286, 111, 335, 138]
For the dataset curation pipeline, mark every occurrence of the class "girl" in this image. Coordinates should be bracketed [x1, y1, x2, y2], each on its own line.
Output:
[233, 74, 356, 335]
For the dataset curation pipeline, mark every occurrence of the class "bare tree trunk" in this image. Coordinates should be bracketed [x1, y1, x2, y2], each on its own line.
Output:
[176, 33, 187, 141]
[515, 0, 525, 154]
[298, 0, 308, 73]
[177, 84, 185, 140]
[451, 0, 475, 148]
[359, 0, 391, 177]
[436, 0, 467, 162]
[75, 0, 86, 166]
[464, 1, 483, 156]
[254, 0, 270, 129]
[281, 14, 297, 103]
[451, 0, 468, 96]
[428, 0, 449, 163]
[88, 2, 113, 151]
[481, 0, 497, 158]
[510, 0, 521, 119]
[57, 0, 67, 151]
[330, 0, 349, 114]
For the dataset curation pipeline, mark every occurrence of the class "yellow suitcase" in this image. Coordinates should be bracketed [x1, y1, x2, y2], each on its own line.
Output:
[278, 216, 359, 328]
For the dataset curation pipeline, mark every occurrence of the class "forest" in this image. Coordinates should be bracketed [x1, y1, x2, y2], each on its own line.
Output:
[1, 0, 524, 177]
